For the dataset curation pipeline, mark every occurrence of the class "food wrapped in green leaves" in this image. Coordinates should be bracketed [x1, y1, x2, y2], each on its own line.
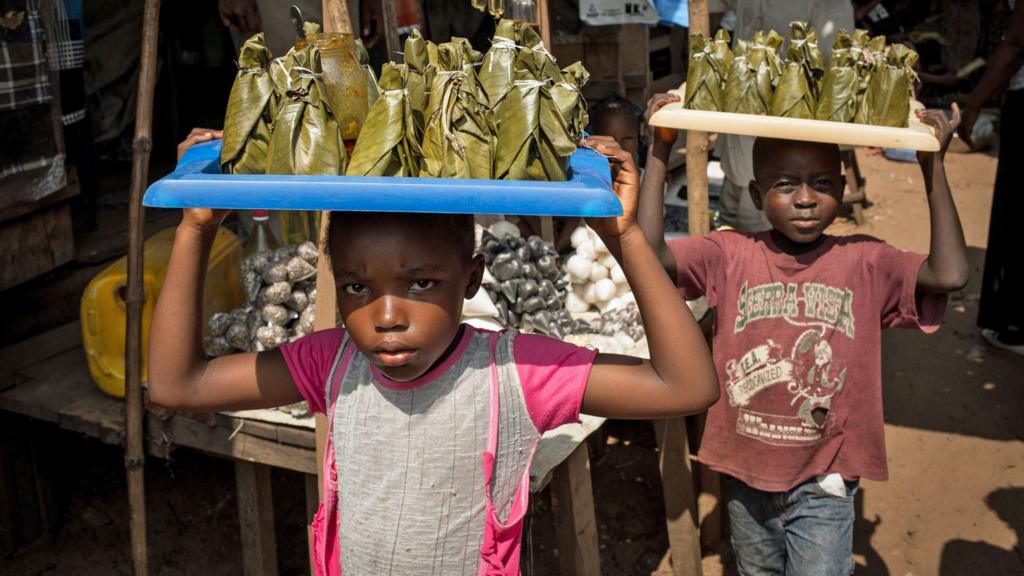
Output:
[354, 38, 380, 110]
[346, 63, 423, 176]
[770, 22, 825, 119]
[266, 46, 347, 175]
[221, 33, 277, 174]
[514, 25, 562, 82]
[685, 29, 733, 111]
[815, 30, 862, 122]
[552, 62, 590, 139]
[853, 34, 886, 124]
[860, 43, 918, 127]
[421, 40, 493, 179]
[479, 19, 522, 109]
[724, 30, 783, 114]
[403, 28, 435, 129]
[494, 78, 575, 181]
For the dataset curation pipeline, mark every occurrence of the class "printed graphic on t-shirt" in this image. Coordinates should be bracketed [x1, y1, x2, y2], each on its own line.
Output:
[726, 281, 854, 446]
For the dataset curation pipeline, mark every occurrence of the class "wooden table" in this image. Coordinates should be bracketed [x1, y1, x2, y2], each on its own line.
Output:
[0, 323, 605, 576]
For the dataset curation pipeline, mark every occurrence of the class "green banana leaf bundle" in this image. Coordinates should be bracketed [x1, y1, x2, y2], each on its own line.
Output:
[514, 25, 562, 82]
[266, 46, 347, 175]
[853, 34, 887, 124]
[403, 28, 435, 130]
[421, 70, 495, 179]
[724, 30, 783, 114]
[860, 43, 918, 127]
[421, 40, 493, 179]
[479, 19, 522, 110]
[552, 62, 590, 138]
[815, 30, 862, 122]
[346, 63, 423, 176]
[221, 33, 277, 174]
[354, 38, 380, 110]
[493, 78, 576, 181]
[770, 22, 825, 119]
[685, 29, 733, 111]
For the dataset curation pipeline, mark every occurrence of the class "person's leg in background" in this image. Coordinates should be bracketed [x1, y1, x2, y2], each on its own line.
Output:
[977, 91, 1024, 350]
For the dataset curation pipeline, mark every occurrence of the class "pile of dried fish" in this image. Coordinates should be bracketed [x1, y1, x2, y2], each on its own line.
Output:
[204, 242, 319, 356]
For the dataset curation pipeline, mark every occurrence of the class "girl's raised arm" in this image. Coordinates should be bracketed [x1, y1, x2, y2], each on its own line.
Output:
[581, 137, 719, 419]
[148, 129, 302, 412]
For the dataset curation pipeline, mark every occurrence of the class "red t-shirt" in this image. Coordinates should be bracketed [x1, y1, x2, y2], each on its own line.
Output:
[669, 231, 947, 491]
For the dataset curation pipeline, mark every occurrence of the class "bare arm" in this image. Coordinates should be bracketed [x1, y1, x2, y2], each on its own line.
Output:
[636, 93, 681, 279]
[958, 1, 1024, 145]
[581, 137, 719, 419]
[148, 129, 303, 412]
[915, 107, 970, 293]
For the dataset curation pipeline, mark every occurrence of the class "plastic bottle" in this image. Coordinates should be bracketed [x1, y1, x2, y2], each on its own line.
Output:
[247, 210, 280, 255]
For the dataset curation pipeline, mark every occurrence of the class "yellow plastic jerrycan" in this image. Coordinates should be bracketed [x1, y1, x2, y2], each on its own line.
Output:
[80, 227, 244, 398]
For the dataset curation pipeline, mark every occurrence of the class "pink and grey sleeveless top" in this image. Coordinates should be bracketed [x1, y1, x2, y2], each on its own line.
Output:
[284, 325, 596, 576]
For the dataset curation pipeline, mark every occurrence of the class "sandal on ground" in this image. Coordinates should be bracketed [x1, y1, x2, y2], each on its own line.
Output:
[981, 329, 1024, 357]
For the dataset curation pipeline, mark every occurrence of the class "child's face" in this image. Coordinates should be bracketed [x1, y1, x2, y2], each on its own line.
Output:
[749, 140, 845, 245]
[329, 215, 484, 382]
[594, 115, 639, 162]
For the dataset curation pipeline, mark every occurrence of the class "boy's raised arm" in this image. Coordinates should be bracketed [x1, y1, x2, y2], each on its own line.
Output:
[149, 129, 302, 412]
[636, 94, 681, 279]
[581, 137, 719, 419]
[914, 105, 970, 293]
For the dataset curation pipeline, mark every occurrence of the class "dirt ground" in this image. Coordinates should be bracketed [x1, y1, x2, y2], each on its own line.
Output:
[2, 148, 1021, 575]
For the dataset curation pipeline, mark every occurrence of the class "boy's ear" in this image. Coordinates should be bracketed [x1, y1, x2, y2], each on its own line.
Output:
[748, 180, 765, 211]
[464, 254, 485, 299]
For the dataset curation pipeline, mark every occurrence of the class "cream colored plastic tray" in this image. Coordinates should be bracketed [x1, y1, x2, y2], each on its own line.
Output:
[649, 87, 940, 151]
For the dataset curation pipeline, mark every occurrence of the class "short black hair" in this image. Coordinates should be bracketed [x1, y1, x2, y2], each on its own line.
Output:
[327, 211, 476, 262]
[589, 95, 641, 134]
[751, 137, 842, 182]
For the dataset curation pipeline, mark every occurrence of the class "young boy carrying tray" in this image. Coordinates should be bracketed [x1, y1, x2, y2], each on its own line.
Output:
[639, 96, 968, 574]
[150, 131, 718, 575]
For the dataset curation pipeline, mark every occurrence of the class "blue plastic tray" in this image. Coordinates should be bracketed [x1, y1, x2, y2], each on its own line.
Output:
[144, 140, 621, 217]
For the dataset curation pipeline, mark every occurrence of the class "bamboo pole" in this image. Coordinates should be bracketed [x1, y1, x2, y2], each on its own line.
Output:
[125, 0, 162, 574]
[381, 0, 400, 59]
[686, 0, 710, 237]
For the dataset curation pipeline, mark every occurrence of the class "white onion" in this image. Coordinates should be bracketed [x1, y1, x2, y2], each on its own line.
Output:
[570, 226, 591, 248]
[583, 283, 600, 304]
[610, 264, 626, 284]
[594, 278, 616, 302]
[577, 239, 596, 260]
[593, 237, 611, 256]
[600, 254, 618, 270]
[589, 264, 609, 282]
[567, 255, 592, 281]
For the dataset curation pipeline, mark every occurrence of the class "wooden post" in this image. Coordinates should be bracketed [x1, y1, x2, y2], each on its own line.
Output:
[685, 0, 710, 238]
[381, 0, 401, 59]
[125, 0, 161, 573]
[550, 442, 600, 576]
[655, 419, 701, 576]
[536, 0, 551, 47]
[235, 461, 279, 576]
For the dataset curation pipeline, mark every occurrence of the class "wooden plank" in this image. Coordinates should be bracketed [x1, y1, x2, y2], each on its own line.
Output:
[0, 349, 93, 424]
[0, 201, 75, 291]
[152, 412, 318, 475]
[550, 442, 600, 576]
[655, 418, 701, 576]
[0, 322, 82, 379]
[305, 473, 319, 575]
[650, 93, 941, 152]
[529, 414, 605, 493]
[235, 461, 279, 576]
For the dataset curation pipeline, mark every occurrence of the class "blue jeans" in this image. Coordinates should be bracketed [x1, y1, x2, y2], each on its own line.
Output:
[724, 475, 858, 576]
